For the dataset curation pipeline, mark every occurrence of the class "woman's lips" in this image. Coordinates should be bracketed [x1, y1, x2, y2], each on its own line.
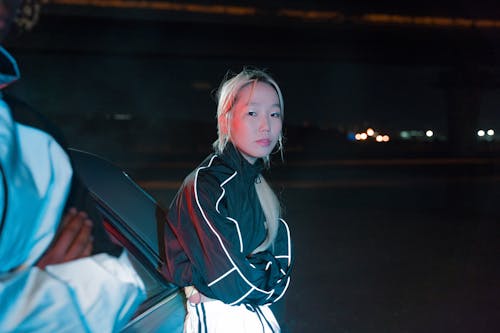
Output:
[256, 139, 271, 147]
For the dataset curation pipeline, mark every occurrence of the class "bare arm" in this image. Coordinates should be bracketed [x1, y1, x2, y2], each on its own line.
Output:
[36, 207, 93, 269]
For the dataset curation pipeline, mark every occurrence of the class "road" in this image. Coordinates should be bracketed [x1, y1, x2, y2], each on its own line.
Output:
[126, 156, 499, 333]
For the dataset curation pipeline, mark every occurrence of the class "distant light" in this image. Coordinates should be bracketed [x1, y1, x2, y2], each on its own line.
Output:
[366, 128, 375, 136]
[410, 130, 424, 137]
[113, 113, 132, 120]
[376, 135, 383, 142]
[355, 133, 362, 140]
[425, 130, 434, 137]
[477, 130, 485, 137]
[360, 133, 368, 140]
[382, 135, 390, 142]
[192, 81, 212, 91]
[487, 129, 495, 136]
[400, 131, 410, 139]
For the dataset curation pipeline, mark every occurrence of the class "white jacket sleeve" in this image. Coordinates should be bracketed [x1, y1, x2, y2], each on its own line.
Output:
[0, 252, 146, 333]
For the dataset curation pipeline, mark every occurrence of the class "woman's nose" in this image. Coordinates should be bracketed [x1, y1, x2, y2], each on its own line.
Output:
[259, 116, 270, 132]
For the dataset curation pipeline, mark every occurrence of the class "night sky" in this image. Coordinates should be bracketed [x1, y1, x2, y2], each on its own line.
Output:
[4, 1, 500, 148]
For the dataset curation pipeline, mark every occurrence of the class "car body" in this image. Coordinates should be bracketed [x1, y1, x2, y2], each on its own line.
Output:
[69, 149, 185, 333]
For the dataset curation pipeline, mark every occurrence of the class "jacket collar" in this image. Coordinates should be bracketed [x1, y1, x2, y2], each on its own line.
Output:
[220, 143, 264, 183]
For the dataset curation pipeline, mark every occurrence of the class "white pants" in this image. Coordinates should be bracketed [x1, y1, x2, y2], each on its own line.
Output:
[184, 300, 280, 333]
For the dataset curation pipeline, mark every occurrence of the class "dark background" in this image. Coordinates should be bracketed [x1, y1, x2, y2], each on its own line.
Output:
[4, 1, 500, 332]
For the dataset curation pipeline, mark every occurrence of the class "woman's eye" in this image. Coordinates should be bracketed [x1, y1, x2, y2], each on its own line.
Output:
[247, 111, 257, 116]
[271, 112, 281, 118]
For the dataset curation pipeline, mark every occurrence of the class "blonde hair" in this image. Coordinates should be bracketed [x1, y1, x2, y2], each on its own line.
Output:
[253, 175, 281, 253]
[213, 68, 284, 166]
[213, 68, 284, 253]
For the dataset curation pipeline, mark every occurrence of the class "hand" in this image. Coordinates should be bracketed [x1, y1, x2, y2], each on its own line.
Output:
[36, 208, 94, 270]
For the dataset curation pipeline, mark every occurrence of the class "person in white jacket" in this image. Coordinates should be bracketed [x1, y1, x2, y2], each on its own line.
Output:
[0, 22, 145, 333]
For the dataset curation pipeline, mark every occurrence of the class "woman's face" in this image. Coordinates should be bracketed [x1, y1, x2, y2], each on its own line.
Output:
[229, 81, 282, 164]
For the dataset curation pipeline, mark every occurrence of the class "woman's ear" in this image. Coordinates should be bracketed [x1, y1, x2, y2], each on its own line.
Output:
[219, 116, 227, 135]
[219, 112, 230, 136]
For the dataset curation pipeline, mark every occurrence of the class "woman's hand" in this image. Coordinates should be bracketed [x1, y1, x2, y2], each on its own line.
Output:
[36, 208, 94, 270]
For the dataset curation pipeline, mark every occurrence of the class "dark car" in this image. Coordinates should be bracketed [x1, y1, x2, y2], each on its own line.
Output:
[69, 149, 185, 333]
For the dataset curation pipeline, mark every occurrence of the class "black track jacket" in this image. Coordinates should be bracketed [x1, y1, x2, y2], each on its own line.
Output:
[163, 144, 293, 306]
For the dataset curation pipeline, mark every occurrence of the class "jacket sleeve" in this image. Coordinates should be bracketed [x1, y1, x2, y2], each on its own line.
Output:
[166, 171, 292, 306]
[0, 252, 145, 333]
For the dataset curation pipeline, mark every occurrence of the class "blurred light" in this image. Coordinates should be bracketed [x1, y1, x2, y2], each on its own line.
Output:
[355, 133, 362, 140]
[376, 135, 383, 142]
[360, 13, 500, 30]
[382, 135, 390, 142]
[477, 129, 485, 137]
[425, 130, 434, 137]
[400, 131, 410, 139]
[113, 113, 132, 120]
[487, 129, 495, 136]
[347, 132, 356, 141]
[360, 133, 368, 140]
[192, 81, 212, 91]
[410, 130, 423, 137]
[366, 128, 375, 136]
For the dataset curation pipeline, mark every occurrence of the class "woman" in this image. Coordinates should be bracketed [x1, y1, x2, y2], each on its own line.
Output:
[164, 68, 293, 332]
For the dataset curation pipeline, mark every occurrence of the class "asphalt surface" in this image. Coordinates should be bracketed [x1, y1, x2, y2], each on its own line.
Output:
[132, 157, 500, 333]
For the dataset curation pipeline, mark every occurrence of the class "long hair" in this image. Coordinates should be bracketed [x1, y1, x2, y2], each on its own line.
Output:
[213, 68, 284, 252]
[213, 68, 284, 166]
